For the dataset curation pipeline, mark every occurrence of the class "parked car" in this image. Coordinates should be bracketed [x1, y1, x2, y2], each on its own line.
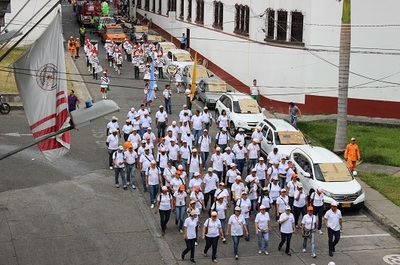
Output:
[131, 25, 162, 44]
[157, 41, 177, 55]
[96, 16, 116, 35]
[258, 119, 309, 157]
[196, 77, 228, 109]
[164, 49, 194, 76]
[215, 92, 266, 136]
[290, 146, 365, 209]
[182, 64, 211, 90]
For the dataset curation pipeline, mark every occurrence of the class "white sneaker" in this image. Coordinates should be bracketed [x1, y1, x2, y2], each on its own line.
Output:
[264, 251, 269, 255]
[132, 185, 136, 189]
[109, 166, 113, 170]
[195, 242, 198, 246]
[311, 253, 316, 258]
[302, 248, 306, 253]
[115, 184, 119, 188]
[318, 230, 323, 235]
[126, 182, 130, 185]
[235, 255, 238, 260]
[258, 250, 262, 254]
[150, 204, 154, 209]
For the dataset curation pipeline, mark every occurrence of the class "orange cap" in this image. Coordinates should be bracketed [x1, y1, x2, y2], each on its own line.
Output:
[176, 170, 182, 175]
[307, 206, 314, 211]
[179, 184, 185, 191]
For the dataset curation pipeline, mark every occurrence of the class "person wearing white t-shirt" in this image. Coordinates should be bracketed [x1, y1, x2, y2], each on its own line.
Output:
[191, 110, 203, 143]
[164, 130, 177, 148]
[182, 130, 195, 148]
[211, 194, 228, 240]
[231, 176, 245, 205]
[216, 110, 229, 129]
[257, 187, 273, 212]
[226, 207, 248, 259]
[154, 186, 174, 236]
[202, 168, 219, 209]
[167, 121, 180, 139]
[301, 206, 317, 258]
[249, 79, 259, 100]
[155, 105, 168, 138]
[255, 205, 271, 255]
[182, 209, 200, 263]
[235, 128, 246, 145]
[210, 147, 224, 181]
[201, 106, 213, 131]
[178, 141, 191, 170]
[251, 126, 263, 143]
[106, 129, 119, 169]
[122, 119, 133, 141]
[246, 140, 260, 175]
[187, 149, 203, 179]
[267, 161, 280, 184]
[139, 148, 154, 191]
[222, 147, 235, 181]
[269, 177, 281, 221]
[174, 185, 187, 232]
[225, 164, 240, 189]
[285, 160, 296, 185]
[278, 206, 295, 256]
[190, 187, 206, 212]
[112, 146, 127, 188]
[146, 161, 162, 208]
[287, 174, 299, 210]
[179, 120, 190, 140]
[267, 148, 281, 166]
[127, 128, 141, 149]
[293, 184, 308, 228]
[310, 188, 325, 234]
[167, 139, 179, 167]
[276, 188, 289, 220]
[324, 202, 342, 257]
[255, 157, 268, 187]
[232, 141, 247, 173]
[214, 128, 229, 152]
[236, 192, 251, 241]
[163, 162, 176, 188]
[198, 129, 212, 169]
[170, 171, 186, 194]
[124, 145, 138, 188]
[202, 212, 223, 262]
[278, 157, 289, 187]
[140, 111, 152, 136]
[189, 172, 203, 193]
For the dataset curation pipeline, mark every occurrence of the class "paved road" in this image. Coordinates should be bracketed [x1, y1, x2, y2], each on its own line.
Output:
[0, 3, 400, 265]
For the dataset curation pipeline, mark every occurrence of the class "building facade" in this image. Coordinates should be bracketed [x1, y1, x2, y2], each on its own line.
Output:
[135, 0, 400, 119]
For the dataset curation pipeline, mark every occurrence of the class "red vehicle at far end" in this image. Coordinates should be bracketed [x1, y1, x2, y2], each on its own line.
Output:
[76, 0, 102, 26]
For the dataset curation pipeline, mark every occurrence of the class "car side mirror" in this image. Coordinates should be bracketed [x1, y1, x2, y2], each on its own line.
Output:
[352, 171, 357, 176]
[261, 108, 265, 112]
[267, 140, 272, 144]
[303, 172, 311, 178]
[227, 89, 232, 92]
[210, 74, 214, 77]
[307, 140, 312, 144]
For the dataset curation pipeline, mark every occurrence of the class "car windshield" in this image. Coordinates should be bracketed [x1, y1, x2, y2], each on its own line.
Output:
[206, 83, 227, 92]
[173, 53, 193, 62]
[233, 98, 260, 114]
[275, 131, 307, 145]
[107, 28, 123, 34]
[101, 18, 115, 24]
[189, 67, 208, 79]
[314, 163, 353, 182]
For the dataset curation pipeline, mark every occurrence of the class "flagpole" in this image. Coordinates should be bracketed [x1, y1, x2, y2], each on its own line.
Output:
[0, 125, 74, 161]
[0, 0, 62, 63]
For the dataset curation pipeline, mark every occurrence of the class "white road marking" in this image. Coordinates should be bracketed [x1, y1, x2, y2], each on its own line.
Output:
[341, 233, 391, 238]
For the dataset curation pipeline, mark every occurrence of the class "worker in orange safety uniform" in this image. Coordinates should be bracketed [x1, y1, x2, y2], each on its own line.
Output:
[344, 137, 361, 171]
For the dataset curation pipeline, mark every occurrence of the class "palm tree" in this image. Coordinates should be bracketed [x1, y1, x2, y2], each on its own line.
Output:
[333, 0, 351, 153]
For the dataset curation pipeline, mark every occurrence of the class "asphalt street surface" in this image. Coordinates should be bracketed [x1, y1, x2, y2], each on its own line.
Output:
[0, 3, 400, 265]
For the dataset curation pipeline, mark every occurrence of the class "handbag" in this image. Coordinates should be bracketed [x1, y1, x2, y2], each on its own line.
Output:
[261, 228, 269, 233]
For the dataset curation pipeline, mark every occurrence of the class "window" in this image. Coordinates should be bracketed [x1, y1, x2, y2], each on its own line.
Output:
[291, 12, 304, 43]
[187, 0, 192, 20]
[179, 0, 184, 18]
[144, 0, 149, 10]
[277, 11, 287, 41]
[137, 0, 142, 9]
[168, 0, 177, 13]
[213, 1, 223, 29]
[195, 0, 204, 24]
[266, 9, 274, 40]
[152, 0, 155, 12]
[132, 0, 135, 7]
[234, 4, 249, 36]
[265, 9, 304, 45]
[158, 0, 162, 14]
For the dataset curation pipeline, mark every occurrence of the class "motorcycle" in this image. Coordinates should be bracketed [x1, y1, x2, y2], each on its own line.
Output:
[0, 94, 11, 114]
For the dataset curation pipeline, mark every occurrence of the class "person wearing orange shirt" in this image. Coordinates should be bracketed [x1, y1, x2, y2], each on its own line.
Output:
[74, 38, 80, 58]
[344, 137, 361, 171]
[67, 36, 76, 58]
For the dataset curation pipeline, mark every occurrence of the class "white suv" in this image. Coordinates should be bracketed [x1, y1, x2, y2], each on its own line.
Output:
[258, 119, 309, 157]
[214, 92, 265, 136]
[290, 146, 365, 209]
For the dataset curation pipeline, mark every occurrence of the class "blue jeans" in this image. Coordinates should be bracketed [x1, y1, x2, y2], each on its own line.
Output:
[193, 129, 202, 144]
[165, 98, 172, 114]
[176, 206, 186, 230]
[236, 158, 245, 174]
[181, 158, 188, 171]
[203, 122, 210, 131]
[201, 152, 209, 169]
[126, 164, 136, 185]
[257, 231, 269, 251]
[303, 230, 315, 255]
[219, 218, 226, 238]
[247, 158, 257, 175]
[140, 127, 147, 138]
[141, 171, 147, 191]
[149, 184, 159, 205]
[114, 167, 126, 185]
[232, 236, 241, 255]
[244, 218, 250, 240]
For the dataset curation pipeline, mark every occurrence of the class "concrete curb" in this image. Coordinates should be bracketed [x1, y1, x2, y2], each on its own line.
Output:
[362, 201, 400, 239]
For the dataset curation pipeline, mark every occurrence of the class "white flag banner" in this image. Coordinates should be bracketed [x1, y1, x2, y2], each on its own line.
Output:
[14, 12, 71, 161]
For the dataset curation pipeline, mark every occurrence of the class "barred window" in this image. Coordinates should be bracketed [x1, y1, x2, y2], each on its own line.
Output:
[152, 0, 155, 12]
[179, 0, 184, 19]
[213, 1, 223, 29]
[137, 0, 141, 9]
[187, 0, 192, 20]
[234, 4, 249, 36]
[195, 0, 204, 24]
[291, 12, 304, 43]
[144, 0, 149, 11]
[277, 10, 287, 41]
[168, 0, 177, 13]
[266, 9, 275, 40]
[158, 0, 162, 14]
